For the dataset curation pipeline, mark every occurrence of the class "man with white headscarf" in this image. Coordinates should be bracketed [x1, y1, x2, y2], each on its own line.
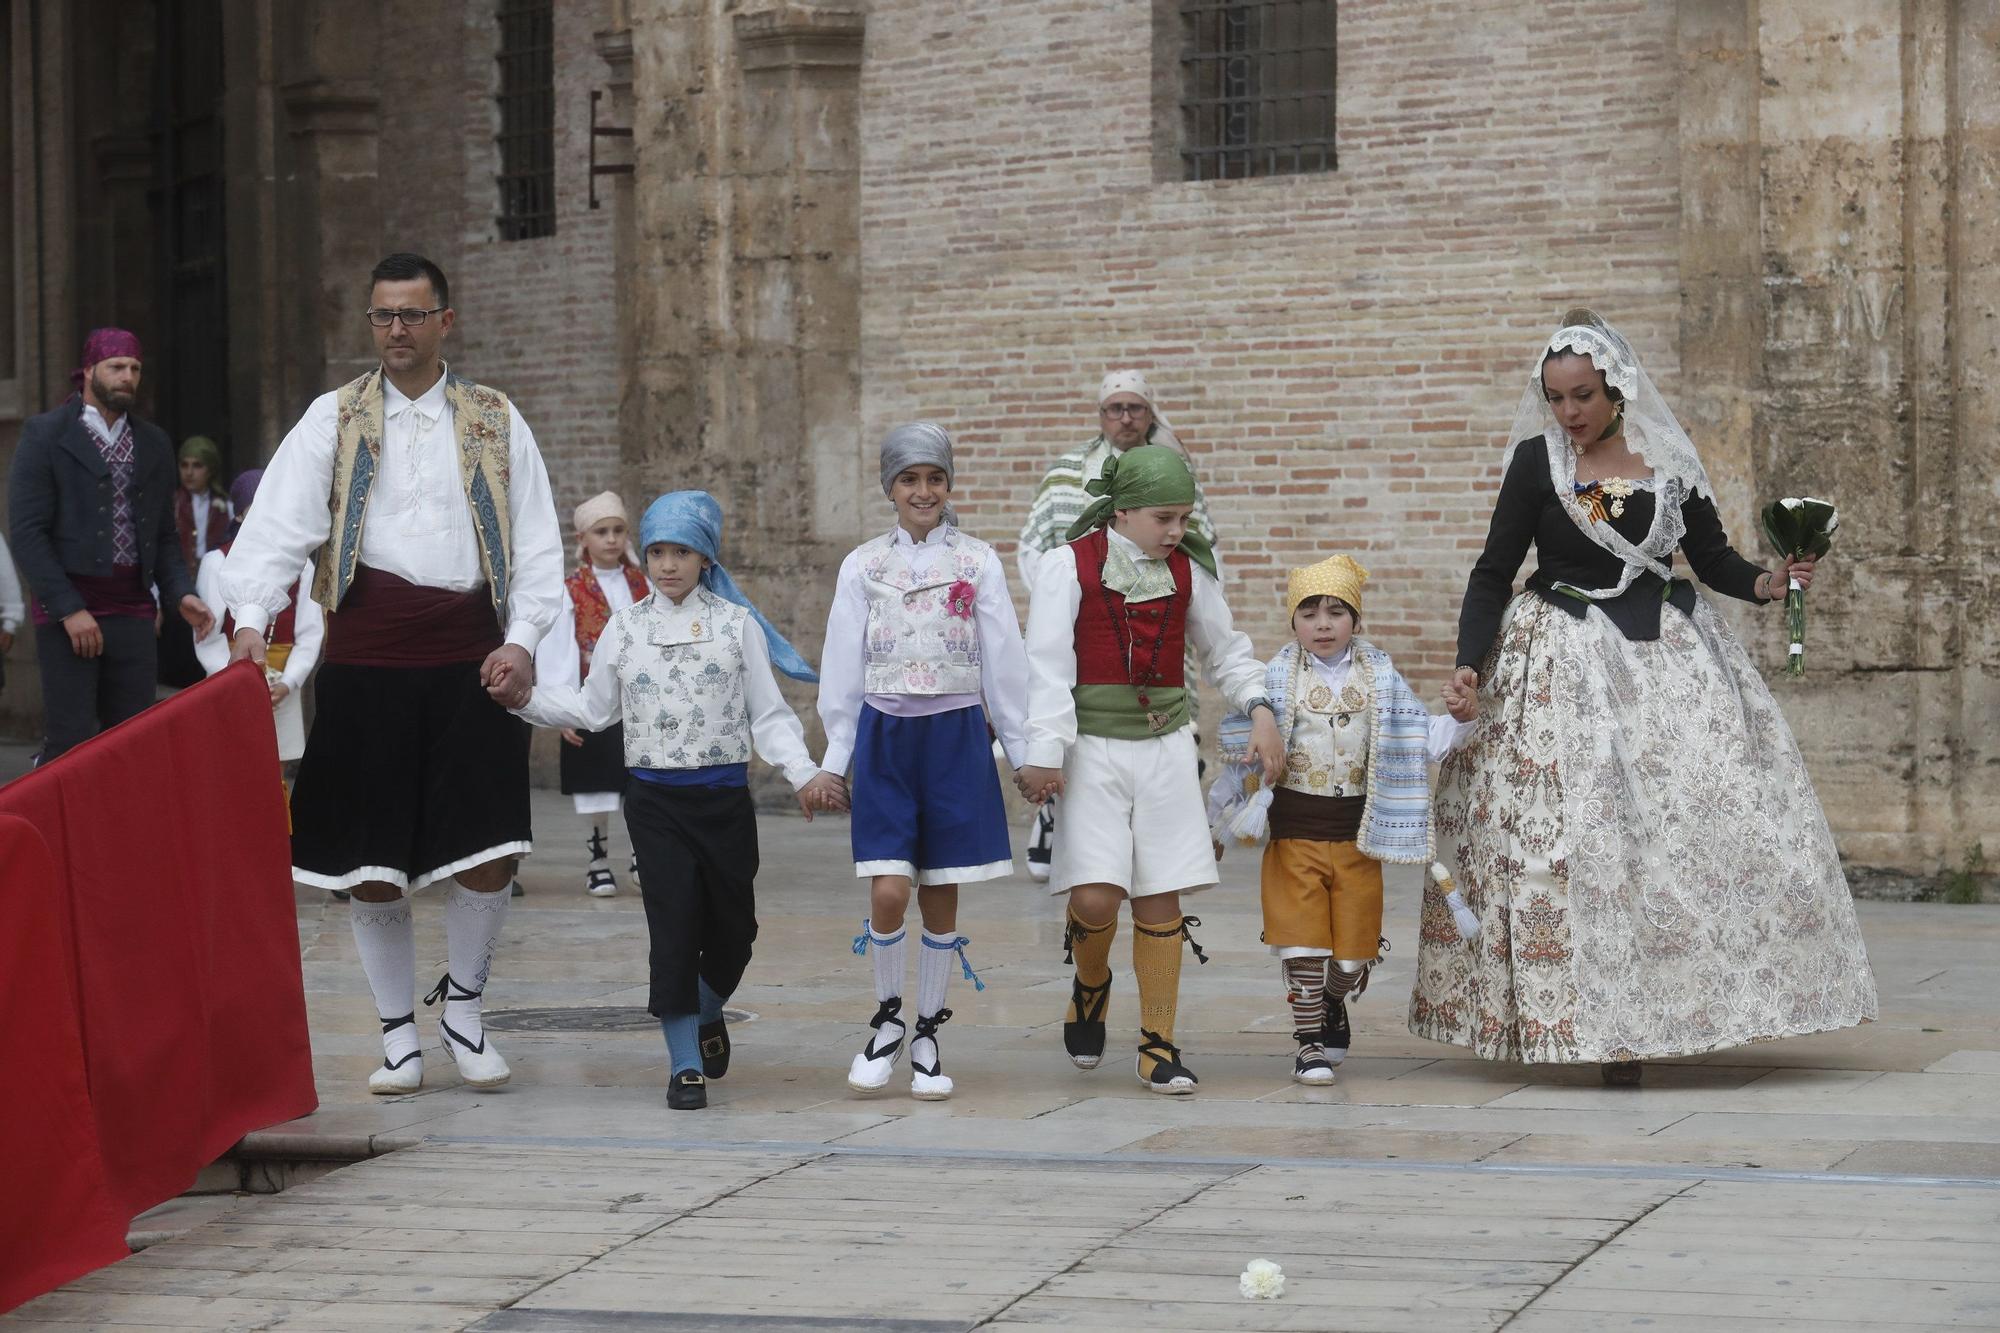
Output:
[1015, 371, 1220, 879]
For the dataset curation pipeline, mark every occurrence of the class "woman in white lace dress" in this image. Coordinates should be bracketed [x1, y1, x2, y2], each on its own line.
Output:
[1410, 308, 1877, 1085]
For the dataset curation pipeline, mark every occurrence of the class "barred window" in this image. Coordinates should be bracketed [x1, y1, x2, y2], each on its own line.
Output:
[1179, 1, 1337, 181]
[494, 0, 555, 240]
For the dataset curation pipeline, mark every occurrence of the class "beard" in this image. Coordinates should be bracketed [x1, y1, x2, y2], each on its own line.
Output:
[89, 368, 136, 414]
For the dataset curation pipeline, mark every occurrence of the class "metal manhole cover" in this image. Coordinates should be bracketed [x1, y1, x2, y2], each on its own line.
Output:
[484, 1006, 756, 1033]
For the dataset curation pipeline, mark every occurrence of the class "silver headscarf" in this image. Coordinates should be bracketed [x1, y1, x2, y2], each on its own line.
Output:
[879, 421, 958, 527]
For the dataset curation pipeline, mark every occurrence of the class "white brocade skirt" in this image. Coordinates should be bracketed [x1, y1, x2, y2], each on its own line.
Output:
[1408, 593, 1878, 1063]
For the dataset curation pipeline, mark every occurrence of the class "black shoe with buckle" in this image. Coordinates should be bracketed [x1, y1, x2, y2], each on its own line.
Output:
[667, 1069, 708, 1110]
[699, 1016, 731, 1079]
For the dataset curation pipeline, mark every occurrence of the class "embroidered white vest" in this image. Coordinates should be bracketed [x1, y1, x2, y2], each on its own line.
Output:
[604, 587, 753, 770]
[1281, 659, 1373, 798]
[857, 529, 988, 696]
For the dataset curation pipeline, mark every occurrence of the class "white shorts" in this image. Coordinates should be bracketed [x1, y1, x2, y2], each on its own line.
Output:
[1048, 730, 1218, 899]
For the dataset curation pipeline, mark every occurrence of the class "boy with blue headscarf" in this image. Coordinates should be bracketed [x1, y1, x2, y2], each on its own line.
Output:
[512, 490, 848, 1110]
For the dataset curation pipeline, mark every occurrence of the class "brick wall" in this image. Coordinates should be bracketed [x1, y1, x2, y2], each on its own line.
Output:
[856, 0, 1684, 694]
[378, 0, 624, 528]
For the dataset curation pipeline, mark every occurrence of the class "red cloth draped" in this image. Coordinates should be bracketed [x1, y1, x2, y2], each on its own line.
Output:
[0, 664, 316, 1313]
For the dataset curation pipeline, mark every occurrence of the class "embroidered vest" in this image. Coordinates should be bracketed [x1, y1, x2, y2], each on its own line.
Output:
[857, 529, 988, 696]
[1281, 656, 1373, 798]
[311, 367, 515, 617]
[177, 490, 231, 571]
[567, 563, 650, 680]
[604, 586, 753, 770]
[218, 540, 298, 647]
[1069, 527, 1192, 738]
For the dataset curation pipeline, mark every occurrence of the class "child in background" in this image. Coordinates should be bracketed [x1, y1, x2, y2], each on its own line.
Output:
[534, 491, 652, 897]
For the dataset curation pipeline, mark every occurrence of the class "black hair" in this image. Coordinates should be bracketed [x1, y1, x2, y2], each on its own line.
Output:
[1293, 594, 1360, 630]
[370, 253, 450, 308]
[1543, 304, 1624, 402]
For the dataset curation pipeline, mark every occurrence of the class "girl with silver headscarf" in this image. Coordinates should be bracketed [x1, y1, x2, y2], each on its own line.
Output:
[819, 421, 1032, 1102]
[1411, 308, 1877, 1084]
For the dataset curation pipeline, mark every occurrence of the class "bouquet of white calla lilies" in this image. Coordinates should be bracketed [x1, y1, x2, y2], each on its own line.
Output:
[1760, 496, 1838, 677]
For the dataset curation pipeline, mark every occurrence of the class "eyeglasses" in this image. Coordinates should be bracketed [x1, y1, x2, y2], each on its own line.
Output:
[1101, 403, 1151, 419]
[365, 307, 446, 327]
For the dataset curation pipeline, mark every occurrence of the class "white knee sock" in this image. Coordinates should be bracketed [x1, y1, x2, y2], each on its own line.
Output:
[442, 883, 510, 1045]
[917, 930, 961, 1018]
[868, 923, 907, 1004]
[351, 896, 419, 1065]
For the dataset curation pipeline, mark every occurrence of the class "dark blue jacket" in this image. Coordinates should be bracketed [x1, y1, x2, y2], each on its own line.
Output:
[7, 397, 194, 621]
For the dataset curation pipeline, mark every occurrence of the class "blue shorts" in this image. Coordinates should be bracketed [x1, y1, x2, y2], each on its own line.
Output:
[850, 703, 1014, 884]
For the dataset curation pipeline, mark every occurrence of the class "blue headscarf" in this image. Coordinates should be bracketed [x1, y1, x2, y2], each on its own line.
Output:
[639, 490, 818, 683]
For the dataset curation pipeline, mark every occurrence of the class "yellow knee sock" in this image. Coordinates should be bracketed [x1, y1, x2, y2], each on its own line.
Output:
[1064, 904, 1117, 1023]
[1131, 916, 1188, 1053]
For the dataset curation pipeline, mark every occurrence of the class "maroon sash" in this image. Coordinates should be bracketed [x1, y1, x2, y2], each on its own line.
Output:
[324, 565, 502, 667]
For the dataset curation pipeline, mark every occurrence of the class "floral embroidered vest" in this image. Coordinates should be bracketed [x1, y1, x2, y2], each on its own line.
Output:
[856, 528, 988, 696]
[1280, 652, 1373, 798]
[567, 562, 650, 680]
[602, 586, 752, 770]
[311, 366, 515, 617]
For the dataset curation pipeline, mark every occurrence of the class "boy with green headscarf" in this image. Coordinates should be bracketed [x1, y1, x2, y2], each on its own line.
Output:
[1017, 445, 1282, 1094]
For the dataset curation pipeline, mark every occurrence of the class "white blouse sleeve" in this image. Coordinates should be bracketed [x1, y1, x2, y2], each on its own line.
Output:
[1185, 566, 1266, 714]
[1023, 545, 1083, 770]
[514, 623, 622, 733]
[282, 561, 326, 691]
[741, 620, 819, 790]
[975, 548, 1030, 769]
[192, 551, 230, 677]
[220, 394, 339, 636]
[814, 552, 868, 776]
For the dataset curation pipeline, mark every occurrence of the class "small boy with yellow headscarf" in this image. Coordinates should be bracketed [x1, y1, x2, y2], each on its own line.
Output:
[1208, 554, 1477, 1084]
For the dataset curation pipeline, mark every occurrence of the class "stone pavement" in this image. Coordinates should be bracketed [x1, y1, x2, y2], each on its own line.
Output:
[9, 783, 2000, 1331]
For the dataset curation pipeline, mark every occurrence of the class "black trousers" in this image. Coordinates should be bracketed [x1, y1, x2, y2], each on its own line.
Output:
[623, 779, 760, 1017]
[34, 616, 158, 762]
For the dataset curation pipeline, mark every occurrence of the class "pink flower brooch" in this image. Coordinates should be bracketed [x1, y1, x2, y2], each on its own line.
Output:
[946, 579, 977, 620]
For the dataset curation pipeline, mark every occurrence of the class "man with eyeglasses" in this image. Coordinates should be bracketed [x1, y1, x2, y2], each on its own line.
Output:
[1015, 370, 1220, 881]
[221, 252, 564, 1095]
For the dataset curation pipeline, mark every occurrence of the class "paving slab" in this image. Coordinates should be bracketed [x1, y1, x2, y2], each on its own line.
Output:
[13, 787, 2000, 1330]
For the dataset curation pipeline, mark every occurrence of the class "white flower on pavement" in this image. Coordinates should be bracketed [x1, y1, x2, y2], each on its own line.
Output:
[1239, 1258, 1286, 1299]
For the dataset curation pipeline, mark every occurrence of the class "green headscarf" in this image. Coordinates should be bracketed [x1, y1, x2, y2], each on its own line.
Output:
[178, 435, 227, 498]
[1064, 444, 1216, 577]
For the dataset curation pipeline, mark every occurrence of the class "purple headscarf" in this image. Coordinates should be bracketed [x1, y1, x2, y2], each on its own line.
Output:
[71, 327, 144, 392]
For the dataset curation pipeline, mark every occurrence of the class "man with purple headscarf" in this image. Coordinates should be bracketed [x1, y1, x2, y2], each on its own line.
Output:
[7, 328, 214, 760]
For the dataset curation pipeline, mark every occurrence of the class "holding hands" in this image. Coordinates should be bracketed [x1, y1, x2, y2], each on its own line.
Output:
[482, 643, 535, 709]
[798, 771, 850, 819]
[1016, 765, 1064, 805]
[1442, 666, 1480, 722]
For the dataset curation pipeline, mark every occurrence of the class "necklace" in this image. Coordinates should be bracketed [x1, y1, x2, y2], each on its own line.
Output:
[1096, 557, 1178, 733]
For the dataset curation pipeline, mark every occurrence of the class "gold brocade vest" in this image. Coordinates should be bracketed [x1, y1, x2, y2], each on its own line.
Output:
[310, 366, 515, 617]
[1280, 655, 1373, 798]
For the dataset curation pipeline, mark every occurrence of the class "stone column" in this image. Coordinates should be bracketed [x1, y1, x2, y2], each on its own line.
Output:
[275, 0, 384, 406]
[622, 1, 865, 663]
[1938, 0, 2000, 866]
[1675, 0, 1763, 547]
